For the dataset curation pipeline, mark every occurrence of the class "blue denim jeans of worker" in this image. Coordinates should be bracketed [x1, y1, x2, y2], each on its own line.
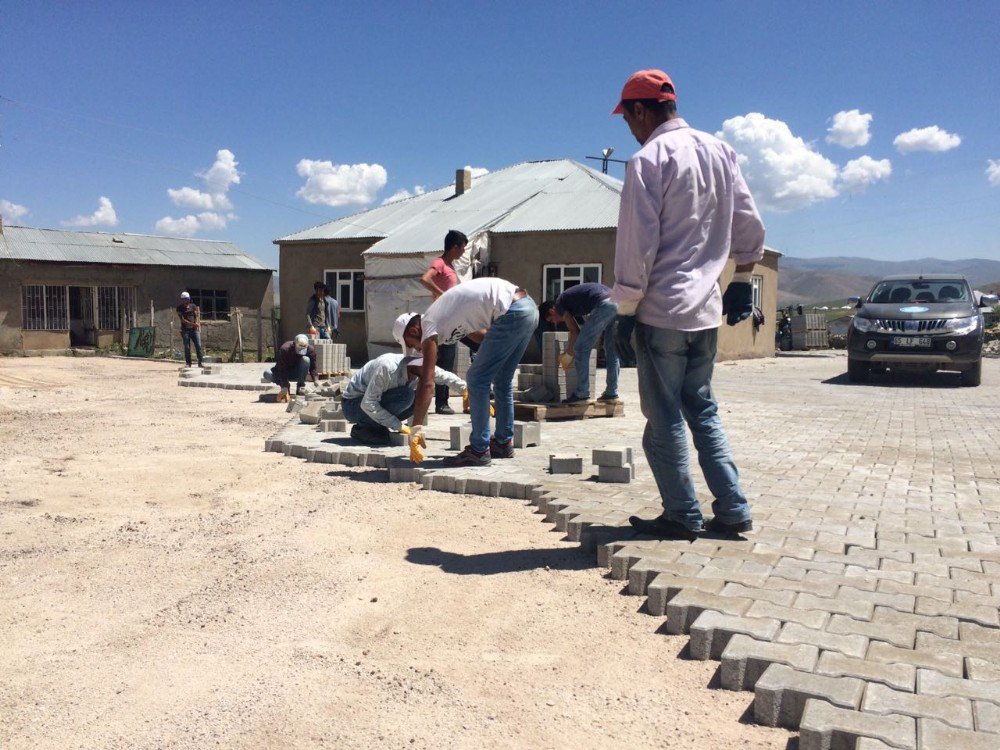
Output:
[465, 296, 538, 453]
[182, 328, 204, 366]
[635, 323, 751, 531]
[341, 386, 415, 428]
[572, 299, 620, 399]
[316, 325, 331, 340]
[268, 355, 311, 389]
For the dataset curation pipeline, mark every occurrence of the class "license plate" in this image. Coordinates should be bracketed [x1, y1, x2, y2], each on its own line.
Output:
[891, 336, 931, 348]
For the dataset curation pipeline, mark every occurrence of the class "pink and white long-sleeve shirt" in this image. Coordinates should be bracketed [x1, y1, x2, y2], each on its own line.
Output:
[610, 118, 765, 331]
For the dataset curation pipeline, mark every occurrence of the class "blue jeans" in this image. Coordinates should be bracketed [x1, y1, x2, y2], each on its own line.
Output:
[267, 355, 311, 389]
[572, 299, 620, 398]
[635, 323, 751, 531]
[182, 328, 204, 366]
[465, 296, 538, 452]
[342, 386, 415, 428]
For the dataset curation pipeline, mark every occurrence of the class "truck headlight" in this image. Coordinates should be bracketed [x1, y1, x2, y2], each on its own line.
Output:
[852, 317, 873, 333]
[944, 316, 979, 335]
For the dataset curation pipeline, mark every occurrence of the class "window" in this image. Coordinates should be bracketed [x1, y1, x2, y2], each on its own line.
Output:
[22, 285, 68, 330]
[751, 274, 764, 309]
[188, 289, 230, 320]
[96, 286, 137, 329]
[324, 269, 365, 312]
[543, 264, 602, 301]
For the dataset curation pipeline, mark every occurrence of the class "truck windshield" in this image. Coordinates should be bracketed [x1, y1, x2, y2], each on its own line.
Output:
[869, 280, 970, 304]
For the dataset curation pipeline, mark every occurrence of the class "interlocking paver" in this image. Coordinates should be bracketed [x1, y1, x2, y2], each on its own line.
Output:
[918, 719, 997, 750]
[862, 683, 973, 729]
[754, 664, 864, 728]
[815, 651, 916, 692]
[866, 642, 964, 677]
[776, 622, 869, 658]
[689, 611, 780, 660]
[798, 700, 915, 750]
[720, 635, 819, 691]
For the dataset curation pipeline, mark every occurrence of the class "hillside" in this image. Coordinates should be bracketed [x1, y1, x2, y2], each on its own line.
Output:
[778, 257, 1000, 306]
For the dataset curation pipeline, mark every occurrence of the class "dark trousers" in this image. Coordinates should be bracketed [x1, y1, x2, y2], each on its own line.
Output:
[435, 343, 458, 407]
[342, 387, 415, 428]
[268, 356, 310, 389]
[182, 328, 204, 366]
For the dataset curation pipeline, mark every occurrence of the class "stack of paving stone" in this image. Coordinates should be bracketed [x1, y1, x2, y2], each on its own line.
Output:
[454, 344, 473, 379]
[541, 332, 597, 401]
[593, 446, 635, 483]
[311, 340, 350, 375]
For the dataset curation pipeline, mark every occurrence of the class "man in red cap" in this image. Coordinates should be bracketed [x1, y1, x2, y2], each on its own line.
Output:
[610, 68, 765, 541]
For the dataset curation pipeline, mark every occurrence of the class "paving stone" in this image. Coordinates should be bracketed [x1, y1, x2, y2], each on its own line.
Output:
[965, 657, 1000, 682]
[645, 575, 724, 615]
[387, 456, 418, 483]
[720, 635, 819, 691]
[793, 592, 875, 620]
[627, 557, 696, 595]
[721, 583, 795, 606]
[798, 699, 915, 750]
[816, 651, 916, 692]
[855, 740, 896, 750]
[450, 423, 472, 451]
[597, 464, 633, 483]
[592, 446, 633, 468]
[863, 683, 973, 730]
[548, 454, 583, 474]
[958, 622, 1000, 644]
[837, 586, 916, 613]
[917, 719, 997, 750]
[973, 701, 1000, 734]
[512, 421, 541, 448]
[917, 668, 1000, 705]
[776, 622, 869, 658]
[915, 598, 1000, 628]
[689, 611, 781, 660]
[664, 590, 752, 635]
[827, 613, 916, 648]
[754, 664, 864, 729]
[746, 601, 831, 629]
[916, 632, 1000, 662]
[319, 419, 348, 432]
[866, 641, 964, 678]
[871, 606, 959, 639]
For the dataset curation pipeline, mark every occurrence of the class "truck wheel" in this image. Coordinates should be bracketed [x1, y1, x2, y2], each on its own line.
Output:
[847, 358, 869, 383]
[960, 359, 982, 387]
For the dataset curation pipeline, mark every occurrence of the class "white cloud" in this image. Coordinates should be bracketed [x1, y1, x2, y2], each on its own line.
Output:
[0, 199, 29, 221]
[893, 125, 961, 153]
[167, 186, 231, 211]
[717, 113, 839, 211]
[839, 155, 892, 191]
[198, 149, 241, 194]
[382, 185, 426, 204]
[154, 211, 229, 237]
[466, 166, 490, 178]
[987, 160, 1000, 187]
[826, 109, 872, 148]
[296, 160, 388, 207]
[62, 196, 119, 228]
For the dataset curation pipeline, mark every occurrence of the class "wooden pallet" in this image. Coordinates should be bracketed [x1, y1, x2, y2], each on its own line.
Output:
[513, 400, 624, 422]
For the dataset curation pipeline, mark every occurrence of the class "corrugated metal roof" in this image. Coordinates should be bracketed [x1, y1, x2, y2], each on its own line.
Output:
[276, 159, 623, 255]
[0, 226, 271, 270]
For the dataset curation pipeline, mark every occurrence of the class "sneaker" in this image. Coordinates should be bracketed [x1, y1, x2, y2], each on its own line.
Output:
[435, 404, 456, 415]
[442, 445, 491, 468]
[597, 392, 619, 402]
[561, 394, 589, 405]
[628, 514, 700, 541]
[489, 437, 514, 459]
[704, 517, 753, 537]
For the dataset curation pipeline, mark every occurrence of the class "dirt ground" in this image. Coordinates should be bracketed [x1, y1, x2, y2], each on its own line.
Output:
[0, 357, 790, 749]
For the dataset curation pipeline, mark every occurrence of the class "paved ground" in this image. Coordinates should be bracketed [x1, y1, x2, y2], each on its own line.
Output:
[265, 351, 1000, 749]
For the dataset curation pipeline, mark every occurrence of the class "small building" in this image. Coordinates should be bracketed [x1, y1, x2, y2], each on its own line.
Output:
[0, 219, 274, 355]
[276, 159, 779, 364]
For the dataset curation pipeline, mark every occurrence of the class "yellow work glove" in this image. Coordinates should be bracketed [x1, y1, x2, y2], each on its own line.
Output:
[399, 424, 411, 435]
[559, 352, 574, 371]
[462, 389, 470, 413]
[490, 402, 495, 416]
[408, 427, 426, 464]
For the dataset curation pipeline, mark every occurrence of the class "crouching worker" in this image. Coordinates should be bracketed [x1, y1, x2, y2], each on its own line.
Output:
[264, 334, 318, 401]
[540, 282, 620, 403]
[342, 353, 466, 446]
[396, 277, 538, 467]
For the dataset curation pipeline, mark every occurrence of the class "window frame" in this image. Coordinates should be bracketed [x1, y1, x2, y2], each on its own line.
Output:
[542, 263, 603, 302]
[21, 284, 69, 331]
[324, 269, 365, 313]
[187, 288, 231, 321]
[751, 274, 764, 310]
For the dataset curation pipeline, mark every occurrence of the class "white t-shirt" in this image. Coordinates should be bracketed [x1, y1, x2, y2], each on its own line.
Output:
[421, 277, 519, 345]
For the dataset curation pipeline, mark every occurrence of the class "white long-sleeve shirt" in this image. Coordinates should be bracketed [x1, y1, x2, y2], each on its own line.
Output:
[342, 353, 466, 431]
[610, 118, 765, 331]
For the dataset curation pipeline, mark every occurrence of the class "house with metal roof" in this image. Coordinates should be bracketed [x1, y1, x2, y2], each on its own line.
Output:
[0, 218, 274, 354]
[276, 159, 779, 362]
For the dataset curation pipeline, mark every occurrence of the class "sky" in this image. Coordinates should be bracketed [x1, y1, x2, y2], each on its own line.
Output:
[2, 1, 998, 269]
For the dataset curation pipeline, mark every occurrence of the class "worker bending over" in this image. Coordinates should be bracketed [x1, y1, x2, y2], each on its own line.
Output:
[539, 282, 620, 403]
[395, 277, 538, 467]
[264, 334, 318, 401]
[342, 353, 466, 446]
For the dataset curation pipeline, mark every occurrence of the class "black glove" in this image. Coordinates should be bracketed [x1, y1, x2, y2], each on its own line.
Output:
[722, 282, 753, 326]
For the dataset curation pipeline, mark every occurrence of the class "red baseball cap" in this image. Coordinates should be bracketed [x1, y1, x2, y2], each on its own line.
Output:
[612, 69, 677, 114]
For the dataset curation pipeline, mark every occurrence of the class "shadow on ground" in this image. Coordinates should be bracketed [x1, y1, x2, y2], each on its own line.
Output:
[823, 370, 967, 388]
[406, 545, 594, 575]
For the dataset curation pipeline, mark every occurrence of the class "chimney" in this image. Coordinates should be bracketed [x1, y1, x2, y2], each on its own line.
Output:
[455, 167, 472, 196]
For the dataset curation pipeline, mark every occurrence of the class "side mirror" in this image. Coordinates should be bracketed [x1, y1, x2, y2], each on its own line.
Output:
[848, 296, 862, 308]
[980, 294, 999, 307]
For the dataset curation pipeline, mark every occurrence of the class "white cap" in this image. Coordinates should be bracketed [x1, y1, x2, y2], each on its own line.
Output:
[294, 333, 309, 353]
[180, 291, 191, 299]
[392, 313, 418, 353]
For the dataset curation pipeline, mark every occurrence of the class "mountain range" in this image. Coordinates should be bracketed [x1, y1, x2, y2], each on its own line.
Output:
[777, 256, 1000, 306]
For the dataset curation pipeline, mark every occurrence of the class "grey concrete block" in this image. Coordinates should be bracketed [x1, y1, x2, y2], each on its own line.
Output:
[917, 719, 997, 750]
[793, 592, 875, 620]
[720, 634, 819, 691]
[645, 575, 724, 615]
[754, 664, 865, 729]
[319, 402, 344, 420]
[973, 700, 1000, 733]
[387, 456, 418, 482]
[597, 464, 633, 483]
[592, 446, 633, 468]
[319, 419, 348, 432]
[867, 642, 964, 678]
[816, 651, 916, 692]
[917, 668, 1000, 704]
[915, 597, 1000, 628]
[387, 431, 408, 447]
[871, 606, 959, 639]
[827, 613, 916, 648]
[512, 421, 540, 448]
[746, 601, 832, 630]
[776, 622, 869, 658]
[965, 657, 1000, 682]
[299, 402, 324, 424]
[665, 589, 752, 635]
[549, 454, 583, 474]
[862, 683, 973, 730]
[689, 611, 781, 660]
[450, 423, 472, 451]
[798, 700, 915, 750]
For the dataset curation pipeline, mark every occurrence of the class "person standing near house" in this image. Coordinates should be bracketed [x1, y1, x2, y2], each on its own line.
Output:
[395, 277, 538, 467]
[610, 68, 765, 541]
[419, 229, 466, 414]
[306, 281, 339, 339]
[175, 291, 204, 368]
[539, 282, 620, 403]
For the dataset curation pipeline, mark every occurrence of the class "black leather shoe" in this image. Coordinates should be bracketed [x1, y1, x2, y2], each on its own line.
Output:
[435, 404, 456, 415]
[628, 514, 699, 541]
[704, 518, 753, 536]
